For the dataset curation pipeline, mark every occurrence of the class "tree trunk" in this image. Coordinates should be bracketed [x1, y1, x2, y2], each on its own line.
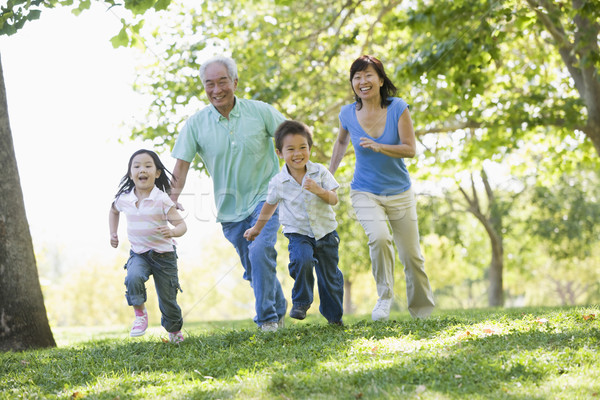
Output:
[0, 55, 56, 351]
[343, 279, 353, 314]
[487, 233, 504, 307]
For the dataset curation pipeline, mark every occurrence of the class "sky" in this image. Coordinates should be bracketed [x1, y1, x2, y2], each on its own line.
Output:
[1, 5, 219, 269]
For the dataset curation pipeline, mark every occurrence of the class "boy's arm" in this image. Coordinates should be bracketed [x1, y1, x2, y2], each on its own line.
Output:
[109, 203, 120, 248]
[159, 207, 188, 238]
[243, 202, 279, 241]
[303, 179, 339, 206]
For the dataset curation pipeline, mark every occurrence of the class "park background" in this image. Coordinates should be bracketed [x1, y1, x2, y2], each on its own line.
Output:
[2, 1, 599, 332]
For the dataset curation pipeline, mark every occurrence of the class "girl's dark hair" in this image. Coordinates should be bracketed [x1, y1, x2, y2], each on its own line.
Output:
[115, 149, 174, 198]
[350, 55, 397, 110]
[274, 120, 313, 152]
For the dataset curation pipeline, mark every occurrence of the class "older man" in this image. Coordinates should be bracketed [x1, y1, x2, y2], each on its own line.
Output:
[170, 56, 287, 331]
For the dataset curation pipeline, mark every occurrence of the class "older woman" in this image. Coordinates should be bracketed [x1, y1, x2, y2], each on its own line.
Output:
[329, 55, 435, 320]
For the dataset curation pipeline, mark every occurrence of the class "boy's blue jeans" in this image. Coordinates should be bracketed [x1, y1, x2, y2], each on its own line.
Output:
[124, 248, 183, 332]
[221, 201, 287, 326]
[285, 231, 344, 323]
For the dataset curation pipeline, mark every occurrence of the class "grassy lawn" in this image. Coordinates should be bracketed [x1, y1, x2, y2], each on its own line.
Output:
[1, 306, 599, 399]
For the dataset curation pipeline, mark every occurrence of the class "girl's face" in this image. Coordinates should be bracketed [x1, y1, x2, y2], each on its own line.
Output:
[277, 133, 311, 175]
[351, 64, 383, 101]
[129, 153, 161, 192]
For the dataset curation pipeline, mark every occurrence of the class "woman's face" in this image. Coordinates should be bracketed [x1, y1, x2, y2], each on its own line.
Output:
[351, 64, 383, 102]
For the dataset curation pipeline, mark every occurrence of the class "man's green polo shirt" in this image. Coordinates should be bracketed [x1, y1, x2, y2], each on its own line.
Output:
[172, 97, 285, 222]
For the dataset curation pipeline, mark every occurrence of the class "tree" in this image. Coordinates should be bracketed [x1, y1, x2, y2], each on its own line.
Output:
[0, 0, 171, 351]
[528, 171, 600, 304]
[0, 57, 55, 351]
[398, 0, 600, 158]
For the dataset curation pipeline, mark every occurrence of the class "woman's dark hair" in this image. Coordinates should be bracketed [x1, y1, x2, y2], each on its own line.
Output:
[274, 120, 313, 152]
[115, 149, 174, 198]
[350, 55, 397, 110]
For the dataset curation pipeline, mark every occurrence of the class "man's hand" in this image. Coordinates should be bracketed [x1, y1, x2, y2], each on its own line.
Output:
[243, 227, 260, 241]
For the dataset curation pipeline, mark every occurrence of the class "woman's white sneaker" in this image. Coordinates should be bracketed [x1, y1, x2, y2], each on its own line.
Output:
[372, 299, 392, 321]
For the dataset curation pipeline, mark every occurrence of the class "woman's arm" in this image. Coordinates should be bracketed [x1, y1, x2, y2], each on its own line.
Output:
[359, 109, 417, 158]
[329, 122, 351, 174]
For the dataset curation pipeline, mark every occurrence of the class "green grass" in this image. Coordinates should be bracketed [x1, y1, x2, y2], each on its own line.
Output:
[1, 306, 599, 399]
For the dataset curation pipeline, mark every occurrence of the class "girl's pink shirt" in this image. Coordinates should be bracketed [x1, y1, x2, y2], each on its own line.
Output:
[114, 187, 176, 253]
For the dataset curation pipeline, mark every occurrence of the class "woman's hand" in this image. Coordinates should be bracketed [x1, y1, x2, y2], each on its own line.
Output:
[359, 137, 382, 152]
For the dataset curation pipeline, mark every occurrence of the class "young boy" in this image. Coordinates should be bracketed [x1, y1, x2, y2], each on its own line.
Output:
[244, 120, 344, 325]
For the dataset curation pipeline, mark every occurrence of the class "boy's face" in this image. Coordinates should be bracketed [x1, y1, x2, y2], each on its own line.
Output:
[277, 133, 311, 175]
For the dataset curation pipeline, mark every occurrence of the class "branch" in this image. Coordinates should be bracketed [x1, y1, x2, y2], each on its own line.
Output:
[524, 0, 585, 95]
[360, 0, 402, 54]
[414, 120, 482, 137]
[294, 0, 361, 42]
[481, 168, 494, 209]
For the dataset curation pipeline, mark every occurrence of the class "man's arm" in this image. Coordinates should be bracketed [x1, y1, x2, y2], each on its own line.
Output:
[170, 159, 191, 209]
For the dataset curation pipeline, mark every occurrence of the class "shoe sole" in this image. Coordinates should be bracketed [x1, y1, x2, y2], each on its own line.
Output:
[130, 330, 147, 337]
[289, 312, 306, 320]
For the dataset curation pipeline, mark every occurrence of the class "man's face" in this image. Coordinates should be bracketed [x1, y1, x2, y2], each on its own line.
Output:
[203, 62, 238, 115]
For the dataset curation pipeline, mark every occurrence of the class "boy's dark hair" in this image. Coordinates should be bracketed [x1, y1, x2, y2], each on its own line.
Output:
[115, 149, 174, 198]
[350, 54, 397, 110]
[274, 120, 313, 152]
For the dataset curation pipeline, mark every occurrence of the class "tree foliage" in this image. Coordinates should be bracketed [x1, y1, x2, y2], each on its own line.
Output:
[126, 0, 599, 308]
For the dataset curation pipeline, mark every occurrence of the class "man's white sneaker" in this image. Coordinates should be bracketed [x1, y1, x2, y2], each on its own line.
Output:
[372, 299, 392, 321]
[130, 311, 148, 337]
[260, 322, 278, 332]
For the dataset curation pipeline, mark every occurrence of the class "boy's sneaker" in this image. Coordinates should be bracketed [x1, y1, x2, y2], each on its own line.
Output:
[260, 322, 278, 332]
[130, 310, 148, 337]
[372, 298, 392, 321]
[289, 304, 310, 320]
[277, 316, 285, 329]
[168, 331, 184, 344]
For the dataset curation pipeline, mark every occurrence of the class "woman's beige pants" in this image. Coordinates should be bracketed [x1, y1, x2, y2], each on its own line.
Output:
[351, 188, 435, 318]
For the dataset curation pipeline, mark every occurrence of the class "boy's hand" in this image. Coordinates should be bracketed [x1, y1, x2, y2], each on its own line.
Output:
[243, 227, 259, 241]
[303, 178, 323, 194]
[110, 233, 119, 248]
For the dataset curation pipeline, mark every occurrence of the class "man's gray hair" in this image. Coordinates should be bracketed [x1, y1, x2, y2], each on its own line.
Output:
[200, 56, 238, 83]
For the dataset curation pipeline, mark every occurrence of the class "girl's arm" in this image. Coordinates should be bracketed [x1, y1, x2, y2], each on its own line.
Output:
[109, 203, 120, 248]
[303, 179, 338, 205]
[159, 207, 188, 238]
[329, 122, 351, 174]
[243, 202, 279, 241]
[359, 109, 417, 158]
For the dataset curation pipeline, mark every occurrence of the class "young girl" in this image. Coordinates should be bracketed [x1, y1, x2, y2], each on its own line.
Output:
[109, 149, 187, 343]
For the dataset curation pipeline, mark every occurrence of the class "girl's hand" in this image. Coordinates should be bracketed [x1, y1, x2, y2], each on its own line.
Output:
[157, 225, 174, 238]
[359, 137, 382, 152]
[303, 177, 322, 194]
[110, 233, 119, 248]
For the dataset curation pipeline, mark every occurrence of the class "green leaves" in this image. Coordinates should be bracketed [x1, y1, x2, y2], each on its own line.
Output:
[0, 0, 45, 36]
